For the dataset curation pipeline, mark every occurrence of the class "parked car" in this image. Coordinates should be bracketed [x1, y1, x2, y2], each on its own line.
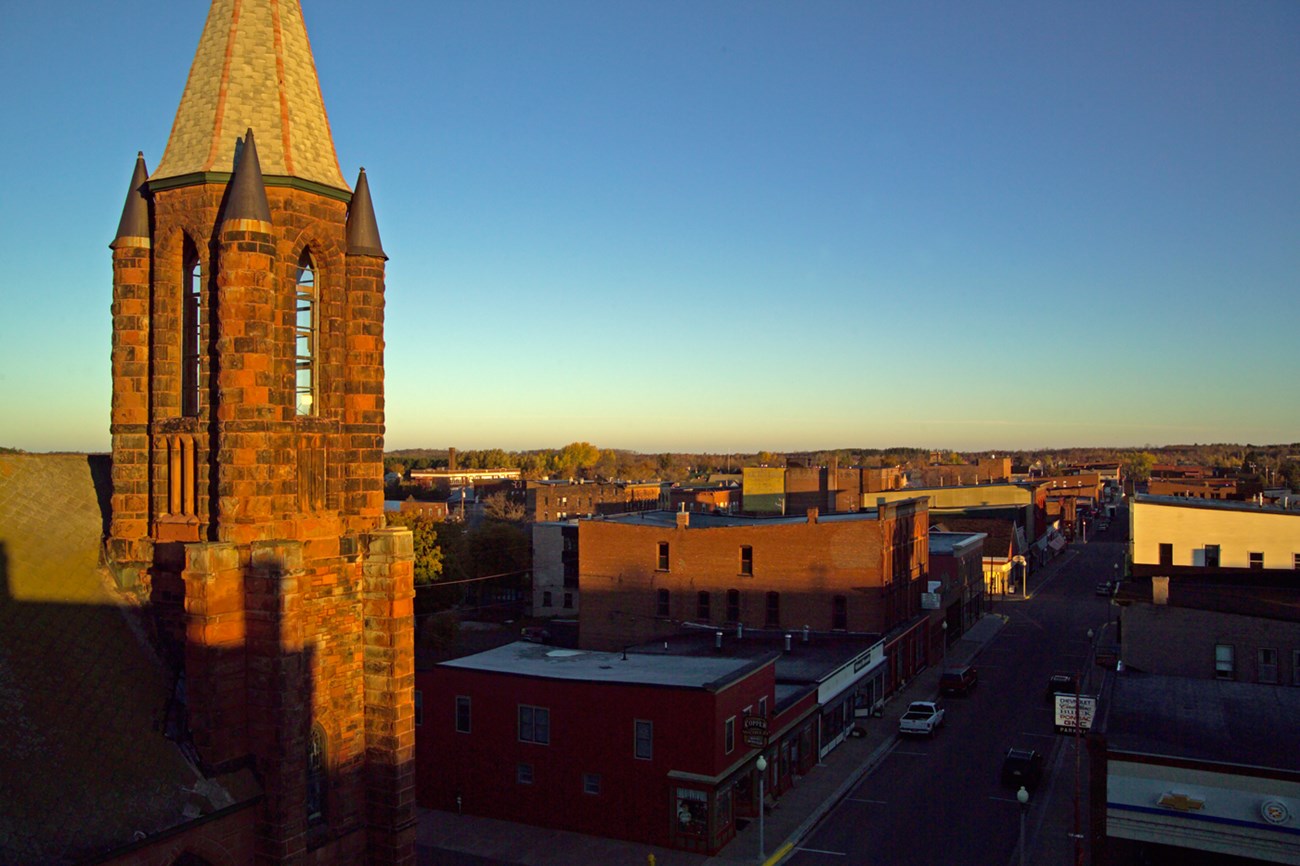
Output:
[1095, 580, 1115, 596]
[939, 665, 978, 696]
[1045, 672, 1078, 702]
[1001, 747, 1044, 790]
[898, 701, 945, 737]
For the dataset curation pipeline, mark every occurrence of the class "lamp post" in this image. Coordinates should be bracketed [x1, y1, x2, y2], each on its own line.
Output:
[940, 619, 948, 669]
[1017, 786, 1030, 866]
[756, 755, 768, 861]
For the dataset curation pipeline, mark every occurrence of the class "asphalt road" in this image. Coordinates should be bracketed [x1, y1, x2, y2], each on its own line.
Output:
[787, 532, 1126, 866]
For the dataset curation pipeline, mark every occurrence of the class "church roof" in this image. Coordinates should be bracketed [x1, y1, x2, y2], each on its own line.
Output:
[151, 0, 348, 192]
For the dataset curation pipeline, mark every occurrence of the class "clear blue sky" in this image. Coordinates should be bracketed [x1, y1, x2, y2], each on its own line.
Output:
[2, 1, 1297, 454]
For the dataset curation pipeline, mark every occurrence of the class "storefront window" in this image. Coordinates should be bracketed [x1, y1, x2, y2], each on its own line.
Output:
[675, 788, 709, 836]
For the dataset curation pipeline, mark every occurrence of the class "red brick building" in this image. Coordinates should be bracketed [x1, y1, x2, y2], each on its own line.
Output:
[101, 2, 416, 863]
[577, 500, 931, 692]
[526, 478, 664, 521]
[415, 642, 817, 854]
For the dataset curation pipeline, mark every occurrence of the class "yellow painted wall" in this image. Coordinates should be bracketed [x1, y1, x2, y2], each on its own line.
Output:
[1132, 497, 1300, 569]
[864, 484, 1032, 510]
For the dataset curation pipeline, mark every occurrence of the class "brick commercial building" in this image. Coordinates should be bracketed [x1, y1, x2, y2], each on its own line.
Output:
[578, 500, 932, 693]
[99, 1, 417, 863]
[414, 641, 814, 855]
[526, 478, 664, 522]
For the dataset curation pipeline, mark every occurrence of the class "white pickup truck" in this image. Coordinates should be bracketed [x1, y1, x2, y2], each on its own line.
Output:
[898, 700, 945, 737]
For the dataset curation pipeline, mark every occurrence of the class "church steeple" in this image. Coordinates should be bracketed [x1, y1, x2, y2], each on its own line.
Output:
[225, 129, 272, 224]
[151, 0, 348, 192]
[112, 152, 151, 248]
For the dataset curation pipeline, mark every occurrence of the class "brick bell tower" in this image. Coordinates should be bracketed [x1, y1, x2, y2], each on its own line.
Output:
[108, 1, 415, 862]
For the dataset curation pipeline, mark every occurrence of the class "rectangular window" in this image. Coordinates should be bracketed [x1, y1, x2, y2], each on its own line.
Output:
[1205, 544, 1220, 568]
[1259, 648, 1278, 683]
[726, 589, 740, 622]
[1158, 543, 1173, 567]
[657, 542, 670, 571]
[414, 690, 423, 727]
[1294, 553, 1300, 570]
[1215, 644, 1235, 679]
[724, 716, 735, 754]
[1249, 551, 1264, 570]
[563, 592, 573, 609]
[519, 705, 550, 744]
[832, 595, 848, 630]
[542, 590, 553, 607]
[765, 592, 780, 628]
[634, 719, 653, 760]
[455, 696, 471, 734]
[656, 588, 670, 618]
[697, 591, 711, 621]
[517, 763, 534, 785]
[583, 773, 601, 795]
[740, 546, 753, 576]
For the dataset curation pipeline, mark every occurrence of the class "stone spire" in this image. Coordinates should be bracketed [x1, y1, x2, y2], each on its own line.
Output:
[111, 152, 151, 248]
[346, 168, 386, 259]
[224, 129, 273, 223]
[151, 0, 348, 192]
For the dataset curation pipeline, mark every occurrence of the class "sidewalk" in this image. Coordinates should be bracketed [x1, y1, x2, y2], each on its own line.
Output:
[416, 614, 1009, 866]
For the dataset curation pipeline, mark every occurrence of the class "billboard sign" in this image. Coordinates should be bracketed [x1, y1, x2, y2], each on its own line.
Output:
[1054, 694, 1097, 733]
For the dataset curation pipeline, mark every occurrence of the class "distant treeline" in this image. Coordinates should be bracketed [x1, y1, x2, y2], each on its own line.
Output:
[386, 442, 1299, 487]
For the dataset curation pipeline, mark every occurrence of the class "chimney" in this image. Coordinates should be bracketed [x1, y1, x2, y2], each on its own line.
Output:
[737, 623, 744, 640]
[784, 634, 792, 653]
[715, 630, 724, 651]
[676, 511, 690, 529]
[802, 625, 810, 643]
[807, 507, 818, 524]
[1153, 577, 1169, 605]
[448, 447, 457, 471]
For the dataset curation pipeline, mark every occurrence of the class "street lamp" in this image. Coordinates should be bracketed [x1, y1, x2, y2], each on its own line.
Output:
[756, 755, 768, 861]
[1017, 785, 1030, 866]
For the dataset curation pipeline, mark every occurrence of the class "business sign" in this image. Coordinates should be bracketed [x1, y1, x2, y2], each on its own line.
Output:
[1054, 694, 1097, 733]
[743, 714, 769, 748]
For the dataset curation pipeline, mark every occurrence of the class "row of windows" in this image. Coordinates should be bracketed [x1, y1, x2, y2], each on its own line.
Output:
[656, 542, 753, 576]
[439, 694, 658, 760]
[1161, 544, 1300, 570]
[514, 763, 604, 794]
[1215, 644, 1300, 684]
[180, 248, 318, 418]
[540, 591, 574, 609]
[656, 588, 850, 630]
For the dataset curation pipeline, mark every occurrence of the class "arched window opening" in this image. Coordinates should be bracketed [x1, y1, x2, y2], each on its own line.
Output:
[182, 243, 202, 417]
[295, 252, 317, 416]
[307, 724, 327, 825]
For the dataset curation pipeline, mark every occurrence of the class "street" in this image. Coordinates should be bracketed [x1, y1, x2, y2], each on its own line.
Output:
[787, 531, 1125, 866]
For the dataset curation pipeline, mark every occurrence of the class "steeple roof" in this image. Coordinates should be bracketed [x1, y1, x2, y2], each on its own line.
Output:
[151, 0, 348, 192]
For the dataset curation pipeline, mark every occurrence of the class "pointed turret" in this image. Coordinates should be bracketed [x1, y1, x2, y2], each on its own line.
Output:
[346, 168, 386, 259]
[111, 152, 151, 249]
[224, 130, 272, 224]
[151, 0, 348, 192]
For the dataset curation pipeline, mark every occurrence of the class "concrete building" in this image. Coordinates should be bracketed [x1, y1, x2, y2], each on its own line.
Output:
[1130, 494, 1300, 574]
[532, 521, 579, 616]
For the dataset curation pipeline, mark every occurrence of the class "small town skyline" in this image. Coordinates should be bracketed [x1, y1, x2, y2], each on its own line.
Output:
[2, 1, 1297, 453]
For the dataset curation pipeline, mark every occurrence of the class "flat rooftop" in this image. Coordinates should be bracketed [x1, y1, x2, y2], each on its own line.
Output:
[1133, 492, 1300, 517]
[440, 640, 773, 691]
[1103, 671, 1300, 772]
[629, 629, 882, 687]
[599, 508, 902, 528]
[929, 530, 987, 554]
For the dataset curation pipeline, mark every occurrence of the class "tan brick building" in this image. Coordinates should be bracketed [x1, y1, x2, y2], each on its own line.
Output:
[103, 2, 416, 862]
[577, 500, 932, 692]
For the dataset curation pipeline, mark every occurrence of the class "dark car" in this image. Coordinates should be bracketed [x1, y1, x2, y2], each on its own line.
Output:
[1095, 580, 1115, 596]
[939, 665, 978, 696]
[1001, 748, 1044, 790]
[1045, 672, 1078, 702]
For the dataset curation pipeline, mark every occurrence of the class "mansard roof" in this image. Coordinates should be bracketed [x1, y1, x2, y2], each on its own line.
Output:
[151, 0, 348, 193]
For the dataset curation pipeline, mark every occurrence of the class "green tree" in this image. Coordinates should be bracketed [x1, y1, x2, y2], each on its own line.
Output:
[1122, 451, 1156, 483]
[384, 511, 444, 585]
